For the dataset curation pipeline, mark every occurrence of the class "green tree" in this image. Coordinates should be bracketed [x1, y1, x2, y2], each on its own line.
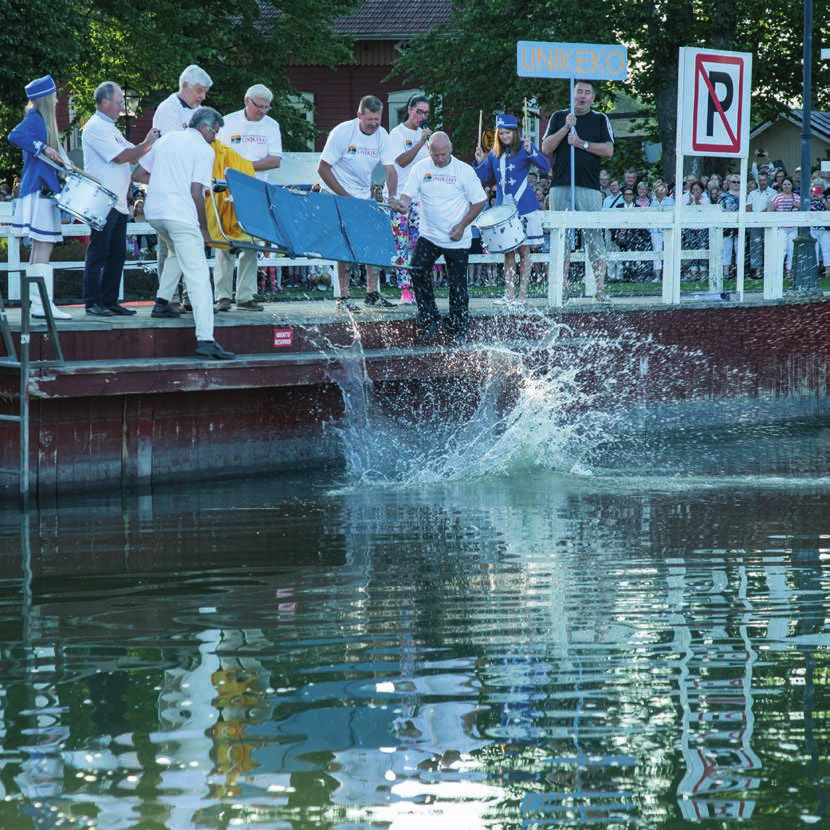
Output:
[392, 0, 830, 181]
[66, 0, 362, 145]
[0, 0, 361, 179]
[0, 0, 81, 178]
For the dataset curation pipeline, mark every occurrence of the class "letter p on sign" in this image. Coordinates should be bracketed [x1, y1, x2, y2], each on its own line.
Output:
[681, 49, 751, 158]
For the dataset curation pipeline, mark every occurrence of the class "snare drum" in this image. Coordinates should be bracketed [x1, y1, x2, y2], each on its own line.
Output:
[55, 171, 117, 231]
[475, 204, 526, 252]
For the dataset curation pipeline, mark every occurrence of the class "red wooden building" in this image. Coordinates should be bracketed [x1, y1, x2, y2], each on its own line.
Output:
[285, 0, 451, 149]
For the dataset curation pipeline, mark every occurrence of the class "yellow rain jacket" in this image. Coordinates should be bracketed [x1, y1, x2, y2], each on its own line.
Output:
[207, 140, 255, 247]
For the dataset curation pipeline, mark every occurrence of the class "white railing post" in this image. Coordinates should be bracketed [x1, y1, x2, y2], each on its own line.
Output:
[663, 227, 680, 304]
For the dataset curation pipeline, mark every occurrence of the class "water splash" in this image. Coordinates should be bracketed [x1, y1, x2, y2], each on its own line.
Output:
[315, 315, 647, 486]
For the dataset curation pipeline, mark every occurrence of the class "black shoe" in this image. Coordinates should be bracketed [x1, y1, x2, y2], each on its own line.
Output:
[107, 303, 137, 316]
[364, 291, 396, 309]
[417, 320, 439, 342]
[151, 302, 181, 318]
[86, 302, 115, 316]
[195, 339, 235, 360]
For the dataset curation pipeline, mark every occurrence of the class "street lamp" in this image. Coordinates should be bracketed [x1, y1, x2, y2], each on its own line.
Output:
[791, 0, 819, 293]
[123, 87, 140, 140]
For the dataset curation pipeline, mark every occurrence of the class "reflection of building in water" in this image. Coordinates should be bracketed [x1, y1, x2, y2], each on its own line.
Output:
[674, 561, 761, 820]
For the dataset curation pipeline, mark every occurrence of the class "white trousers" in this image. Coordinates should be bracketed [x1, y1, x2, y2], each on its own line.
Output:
[149, 219, 214, 342]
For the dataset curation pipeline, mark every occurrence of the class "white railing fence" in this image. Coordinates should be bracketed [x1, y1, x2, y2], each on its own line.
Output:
[1, 202, 827, 306]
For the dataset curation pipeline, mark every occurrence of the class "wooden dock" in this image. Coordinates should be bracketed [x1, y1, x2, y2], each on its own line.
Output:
[1, 293, 829, 499]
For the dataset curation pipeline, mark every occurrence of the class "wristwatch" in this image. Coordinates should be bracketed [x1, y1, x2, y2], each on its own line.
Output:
[583, 141, 589, 150]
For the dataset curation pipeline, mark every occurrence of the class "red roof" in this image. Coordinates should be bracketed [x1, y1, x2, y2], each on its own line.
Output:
[334, 0, 452, 38]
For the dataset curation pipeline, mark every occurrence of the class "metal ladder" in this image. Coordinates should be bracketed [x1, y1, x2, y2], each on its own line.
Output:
[0, 270, 64, 506]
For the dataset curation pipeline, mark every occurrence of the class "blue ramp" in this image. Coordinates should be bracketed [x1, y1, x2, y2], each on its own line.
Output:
[332, 194, 397, 267]
[226, 170, 396, 266]
[267, 185, 353, 262]
[224, 169, 289, 249]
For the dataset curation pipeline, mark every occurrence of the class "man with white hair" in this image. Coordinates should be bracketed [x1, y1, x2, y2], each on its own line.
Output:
[214, 83, 283, 311]
[147, 65, 213, 316]
[153, 64, 213, 135]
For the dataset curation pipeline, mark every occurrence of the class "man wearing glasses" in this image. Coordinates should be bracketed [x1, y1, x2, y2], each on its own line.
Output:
[214, 84, 284, 312]
[81, 81, 160, 316]
[143, 107, 235, 359]
[386, 95, 432, 295]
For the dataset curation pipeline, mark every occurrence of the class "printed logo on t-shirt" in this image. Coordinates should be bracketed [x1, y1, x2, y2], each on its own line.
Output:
[404, 140, 414, 149]
[423, 172, 456, 185]
[345, 145, 379, 158]
[230, 134, 242, 144]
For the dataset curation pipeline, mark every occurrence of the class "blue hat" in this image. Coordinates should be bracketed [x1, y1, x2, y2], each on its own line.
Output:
[25, 75, 56, 100]
[495, 113, 518, 130]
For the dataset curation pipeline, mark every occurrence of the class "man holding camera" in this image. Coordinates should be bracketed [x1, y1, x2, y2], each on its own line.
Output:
[747, 149, 775, 277]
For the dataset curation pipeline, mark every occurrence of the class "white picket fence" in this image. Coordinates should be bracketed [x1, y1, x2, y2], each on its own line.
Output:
[1, 201, 827, 305]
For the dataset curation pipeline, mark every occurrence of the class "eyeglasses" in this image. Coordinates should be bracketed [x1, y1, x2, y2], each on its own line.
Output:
[248, 99, 270, 111]
[413, 107, 429, 116]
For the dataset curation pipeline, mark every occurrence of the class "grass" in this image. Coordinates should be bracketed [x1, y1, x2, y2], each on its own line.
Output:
[255, 274, 830, 303]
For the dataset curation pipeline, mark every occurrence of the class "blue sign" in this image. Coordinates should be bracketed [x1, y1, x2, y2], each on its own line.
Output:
[517, 41, 628, 80]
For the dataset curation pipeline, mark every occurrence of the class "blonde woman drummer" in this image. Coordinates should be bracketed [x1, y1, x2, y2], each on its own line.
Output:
[7, 75, 71, 318]
[474, 113, 549, 303]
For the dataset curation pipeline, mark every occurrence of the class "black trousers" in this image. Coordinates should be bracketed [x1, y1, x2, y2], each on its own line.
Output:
[83, 207, 128, 308]
[409, 236, 470, 332]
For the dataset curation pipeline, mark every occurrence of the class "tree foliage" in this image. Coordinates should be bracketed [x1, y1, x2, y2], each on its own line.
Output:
[0, 0, 361, 179]
[391, 0, 830, 180]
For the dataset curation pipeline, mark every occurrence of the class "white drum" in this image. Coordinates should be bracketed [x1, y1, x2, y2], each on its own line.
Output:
[55, 171, 117, 231]
[475, 205, 526, 252]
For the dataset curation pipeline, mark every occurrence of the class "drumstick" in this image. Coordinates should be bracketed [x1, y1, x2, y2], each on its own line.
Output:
[478, 110, 482, 145]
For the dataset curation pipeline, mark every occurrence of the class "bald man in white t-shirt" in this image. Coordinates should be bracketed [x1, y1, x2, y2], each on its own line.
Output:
[390, 131, 486, 343]
[317, 95, 397, 312]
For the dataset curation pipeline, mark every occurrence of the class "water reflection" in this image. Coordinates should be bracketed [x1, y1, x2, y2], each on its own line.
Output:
[0, 448, 828, 827]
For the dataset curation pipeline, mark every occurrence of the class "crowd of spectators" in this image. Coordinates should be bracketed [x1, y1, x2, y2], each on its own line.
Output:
[8, 150, 829, 297]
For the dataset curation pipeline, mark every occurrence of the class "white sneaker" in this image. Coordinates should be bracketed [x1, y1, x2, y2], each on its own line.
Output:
[32, 302, 72, 320]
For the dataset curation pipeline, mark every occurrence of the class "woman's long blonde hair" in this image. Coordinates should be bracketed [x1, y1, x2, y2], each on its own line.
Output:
[29, 93, 61, 152]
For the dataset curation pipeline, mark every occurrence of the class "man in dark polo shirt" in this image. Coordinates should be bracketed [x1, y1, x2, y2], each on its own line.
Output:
[543, 79, 615, 302]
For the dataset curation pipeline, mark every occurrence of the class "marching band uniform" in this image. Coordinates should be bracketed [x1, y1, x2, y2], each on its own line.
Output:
[474, 113, 549, 248]
[8, 76, 62, 245]
[7, 75, 71, 319]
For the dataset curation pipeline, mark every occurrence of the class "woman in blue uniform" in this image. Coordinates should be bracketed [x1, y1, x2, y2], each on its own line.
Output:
[474, 113, 550, 303]
[7, 75, 71, 319]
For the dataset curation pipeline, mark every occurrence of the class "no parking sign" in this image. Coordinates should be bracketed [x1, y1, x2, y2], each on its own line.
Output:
[680, 48, 752, 157]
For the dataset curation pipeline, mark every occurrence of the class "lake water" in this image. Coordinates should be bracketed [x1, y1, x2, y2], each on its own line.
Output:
[0, 335, 828, 828]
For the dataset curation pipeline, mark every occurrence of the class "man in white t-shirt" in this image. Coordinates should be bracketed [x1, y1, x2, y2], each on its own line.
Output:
[147, 65, 213, 309]
[213, 83, 283, 312]
[391, 131, 487, 343]
[746, 171, 775, 276]
[317, 95, 397, 312]
[385, 94, 431, 290]
[81, 81, 159, 316]
[143, 107, 233, 360]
